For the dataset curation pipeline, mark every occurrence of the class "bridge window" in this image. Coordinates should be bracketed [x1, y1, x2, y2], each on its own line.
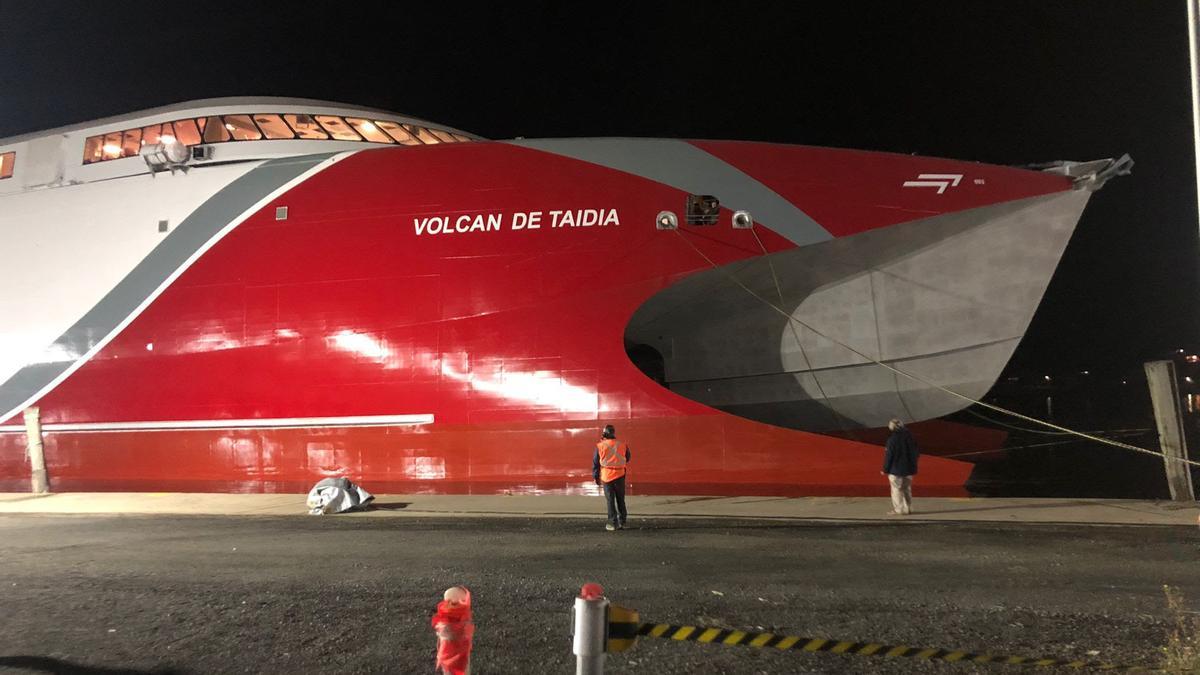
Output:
[346, 118, 393, 144]
[375, 120, 421, 145]
[201, 116, 231, 143]
[223, 115, 262, 141]
[83, 136, 104, 164]
[253, 114, 295, 140]
[121, 129, 142, 158]
[141, 124, 162, 146]
[283, 114, 328, 140]
[315, 115, 362, 141]
[102, 132, 123, 160]
[406, 124, 440, 144]
[80, 112, 473, 163]
[171, 120, 202, 146]
[0, 152, 14, 179]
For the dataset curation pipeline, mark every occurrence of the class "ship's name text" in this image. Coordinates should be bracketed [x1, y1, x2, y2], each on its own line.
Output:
[413, 209, 620, 236]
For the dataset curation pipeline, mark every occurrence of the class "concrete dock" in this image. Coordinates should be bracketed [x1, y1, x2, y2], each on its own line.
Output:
[0, 492, 1196, 525]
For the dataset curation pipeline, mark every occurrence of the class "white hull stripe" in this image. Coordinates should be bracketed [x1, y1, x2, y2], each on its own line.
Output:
[0, 414, 434, 434]
[0, 151, 353, 426]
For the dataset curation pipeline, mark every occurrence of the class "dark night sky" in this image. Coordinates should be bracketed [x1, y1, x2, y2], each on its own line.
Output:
[1, 1, 1196, 376]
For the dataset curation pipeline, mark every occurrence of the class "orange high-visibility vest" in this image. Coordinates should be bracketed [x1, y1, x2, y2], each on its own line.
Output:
[597, 439, 628, 483]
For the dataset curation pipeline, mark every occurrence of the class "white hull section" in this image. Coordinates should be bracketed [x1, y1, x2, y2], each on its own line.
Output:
[0, 162, 259, 385]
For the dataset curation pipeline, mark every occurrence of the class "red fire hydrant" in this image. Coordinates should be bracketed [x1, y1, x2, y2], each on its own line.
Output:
[432, 586, 474, 675]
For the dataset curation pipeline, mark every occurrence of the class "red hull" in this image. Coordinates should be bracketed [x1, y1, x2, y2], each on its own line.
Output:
[1, 139, 1078, 495]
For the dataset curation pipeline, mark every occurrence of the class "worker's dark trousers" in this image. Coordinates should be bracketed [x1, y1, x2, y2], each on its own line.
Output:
[603, 475, 628, 525]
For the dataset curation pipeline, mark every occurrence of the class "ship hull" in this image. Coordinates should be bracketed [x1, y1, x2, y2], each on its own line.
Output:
[0, 138, 1093, 496]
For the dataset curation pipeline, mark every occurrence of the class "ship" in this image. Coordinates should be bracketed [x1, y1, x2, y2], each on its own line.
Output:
[0, 98, 1129, 495]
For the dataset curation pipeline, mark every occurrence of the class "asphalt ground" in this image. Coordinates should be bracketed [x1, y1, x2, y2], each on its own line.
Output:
[1, 514, 1197, 674]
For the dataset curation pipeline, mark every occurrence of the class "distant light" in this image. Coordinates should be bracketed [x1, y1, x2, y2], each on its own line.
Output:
[1179, 348, 1187, 354]
[1187, 354, 1199, 364]
[102, 143, 121, 155]
[1044, 375, 1052, 382]
[1187, 376, 1195, 384]
[1121, 379, 1128, 385]
[1081, 370, 1090, 375]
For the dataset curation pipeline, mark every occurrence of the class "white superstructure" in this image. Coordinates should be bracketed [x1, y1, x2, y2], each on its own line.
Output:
[0, 98, 478, 419]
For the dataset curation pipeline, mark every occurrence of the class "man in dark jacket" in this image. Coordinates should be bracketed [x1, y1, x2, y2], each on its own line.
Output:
[882, 418, 919, 515]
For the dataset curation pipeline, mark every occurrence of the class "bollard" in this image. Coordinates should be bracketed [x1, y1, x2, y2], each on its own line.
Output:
[23, 407, 47, 494]
[572, 583, 609, 675]
[432, 586, 474, 675]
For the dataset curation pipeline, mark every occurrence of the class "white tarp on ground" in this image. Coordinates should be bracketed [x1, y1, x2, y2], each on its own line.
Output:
[306, 477, 374, 515]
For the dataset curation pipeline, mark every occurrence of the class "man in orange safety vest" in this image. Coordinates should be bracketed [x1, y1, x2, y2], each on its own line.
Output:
[592, 424, 631, 531]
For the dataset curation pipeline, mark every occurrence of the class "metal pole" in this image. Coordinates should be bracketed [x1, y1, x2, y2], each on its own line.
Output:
[1144, 360, 1195, 501]
[572, 585, 608, 675]
[23, 406, 48, 494]
[1190, 0, 1200, 245]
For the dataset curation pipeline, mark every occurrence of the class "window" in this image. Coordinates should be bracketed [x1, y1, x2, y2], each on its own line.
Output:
[375, 120, 421, 145]
[102, 132, 123, 160]
[171, 119, 201, 146]
[430, 129, 457, 143]
[346, 118, 393, 144]
[121, 129, 142, 158]
[202, 116, 231, 143]
[284, 114, 328, 140]
[406, 124, 440, 144]
[83, 136, 105, 164]
[141, 124, 162, 146]
[686, 194, 720, 225]
[223, 115, 262, 141]
[253, 114, 295, 140]
[315, 115, 362, 141]
[0, 152, 14, 179]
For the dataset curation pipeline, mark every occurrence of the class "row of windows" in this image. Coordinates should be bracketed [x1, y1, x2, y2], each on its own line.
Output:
[0, 151, 13, 179]
[83, 113, 473, 164]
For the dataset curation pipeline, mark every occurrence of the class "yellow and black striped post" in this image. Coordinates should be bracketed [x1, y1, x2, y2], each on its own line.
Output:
[635, 623, 1149, 671]
[606, 605, 640, 653]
